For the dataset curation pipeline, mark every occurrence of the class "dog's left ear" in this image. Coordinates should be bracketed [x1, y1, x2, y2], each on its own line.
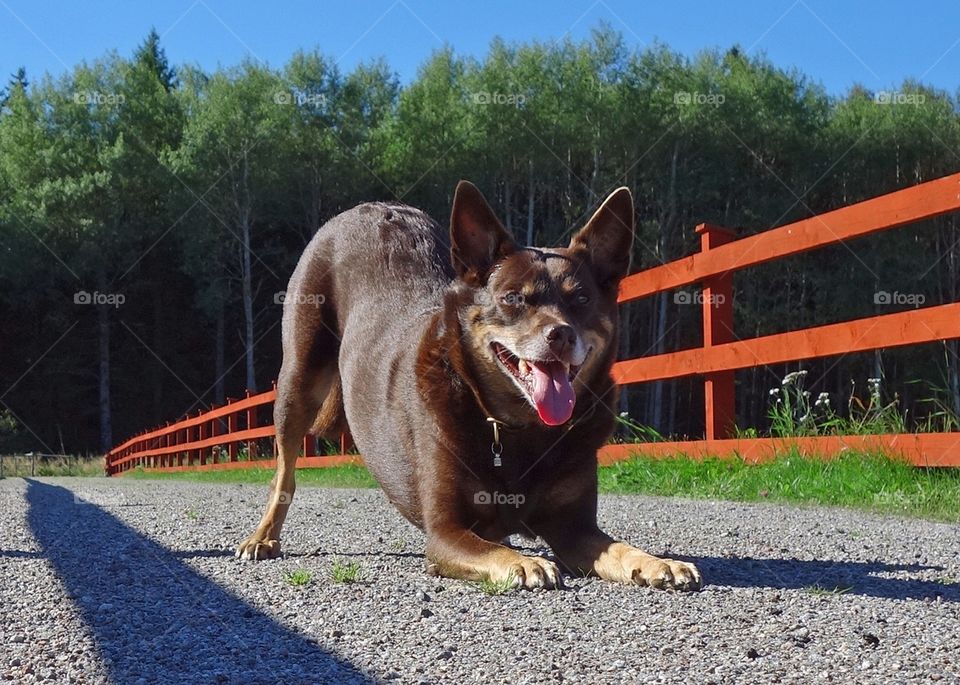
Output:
[568, 187, 634, 289]
[450, 180, 516, 286]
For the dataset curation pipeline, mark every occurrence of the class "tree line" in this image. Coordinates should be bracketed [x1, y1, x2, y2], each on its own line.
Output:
[2, 25, 959, 455]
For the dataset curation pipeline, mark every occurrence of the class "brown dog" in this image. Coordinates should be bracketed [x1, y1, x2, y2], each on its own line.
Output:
[236, 182, 701, 591]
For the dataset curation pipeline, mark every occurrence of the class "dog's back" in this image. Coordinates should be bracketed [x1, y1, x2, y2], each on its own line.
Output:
[283, 202, 452, 519]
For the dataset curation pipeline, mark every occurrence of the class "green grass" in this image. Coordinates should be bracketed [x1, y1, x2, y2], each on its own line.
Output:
[330, 558, 364, 583]
[471, 575, 517, 595]
[0, 455, 104, 478]
[598, 449, 960, 522]
[125, 463, 377, 488]
[122, 450, 960, 522]
[283, 568, 313, 586]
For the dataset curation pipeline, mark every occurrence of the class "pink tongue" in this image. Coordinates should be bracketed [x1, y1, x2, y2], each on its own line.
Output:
[528, 361, 576, 426]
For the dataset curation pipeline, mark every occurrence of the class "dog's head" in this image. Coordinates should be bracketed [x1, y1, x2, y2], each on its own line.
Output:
[449, 181, 634, 427]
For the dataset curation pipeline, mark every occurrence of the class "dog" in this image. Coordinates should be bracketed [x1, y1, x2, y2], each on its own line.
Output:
[236, 181, 702, 591]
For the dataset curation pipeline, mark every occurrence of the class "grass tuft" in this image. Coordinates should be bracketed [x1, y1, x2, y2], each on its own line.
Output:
[472, 575, 517, 595]
[330, 559, 363, 584]
[284, 568, 313, 586]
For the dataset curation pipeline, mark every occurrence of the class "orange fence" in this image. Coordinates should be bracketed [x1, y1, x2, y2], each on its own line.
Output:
[106, 172, 960, 475]
[106, 387, 358, 475]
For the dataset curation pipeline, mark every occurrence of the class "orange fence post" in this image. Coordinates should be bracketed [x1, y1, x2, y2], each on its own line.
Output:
[246, 390, 257, 461]
[227, 400, 238, 461]
[696, 223, 736, 440]
[198, 417, 207, 466]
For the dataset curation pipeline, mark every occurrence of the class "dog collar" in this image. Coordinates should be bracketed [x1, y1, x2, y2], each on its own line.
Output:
[486, 417, 504, 467]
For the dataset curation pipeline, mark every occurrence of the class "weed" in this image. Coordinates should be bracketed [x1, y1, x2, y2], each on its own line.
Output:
[284, 568, 313, 586]
[330, 559, 363, 583]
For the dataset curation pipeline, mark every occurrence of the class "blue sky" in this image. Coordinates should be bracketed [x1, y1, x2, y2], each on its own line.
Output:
[2, 0, 959, 95]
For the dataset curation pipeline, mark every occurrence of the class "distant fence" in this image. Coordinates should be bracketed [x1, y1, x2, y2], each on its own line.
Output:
[106, 387, 358, 476]
[106, 172, 960, 475]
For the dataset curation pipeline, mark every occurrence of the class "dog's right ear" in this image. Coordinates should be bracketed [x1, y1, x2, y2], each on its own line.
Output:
[450, 180, 515, 286]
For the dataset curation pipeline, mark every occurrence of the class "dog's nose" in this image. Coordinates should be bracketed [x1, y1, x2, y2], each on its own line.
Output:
[545, 324, 577, 357]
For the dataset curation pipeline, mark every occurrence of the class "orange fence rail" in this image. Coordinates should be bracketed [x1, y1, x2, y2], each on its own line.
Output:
[106, 172, 960, 475]
[106, 387, 358, 475]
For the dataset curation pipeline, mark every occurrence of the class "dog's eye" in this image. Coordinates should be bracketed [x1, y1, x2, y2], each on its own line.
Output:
[575, 293, 590, 305]
[500, 291, 525, 307]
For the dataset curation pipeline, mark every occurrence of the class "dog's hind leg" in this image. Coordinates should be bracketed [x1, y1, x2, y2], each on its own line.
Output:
[237, 283, 341, 560]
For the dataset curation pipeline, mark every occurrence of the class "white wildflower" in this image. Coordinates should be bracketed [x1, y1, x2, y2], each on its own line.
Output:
[782, 370, 808, 386]
[769, 388, 780, 397]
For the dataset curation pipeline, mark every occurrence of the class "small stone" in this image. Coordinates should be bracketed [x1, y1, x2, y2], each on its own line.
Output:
[861, 633, 879, 647]
[420, 608, 434, 618]
[438, 650, 453, 660]
[416, 590, 430, 602]
[330, 629, 344, 638]
[660, 646, 674, 655]
[746, 648, 760, 659]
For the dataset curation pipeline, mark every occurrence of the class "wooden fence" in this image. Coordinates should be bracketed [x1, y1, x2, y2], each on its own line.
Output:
[106, 172, 960, 475]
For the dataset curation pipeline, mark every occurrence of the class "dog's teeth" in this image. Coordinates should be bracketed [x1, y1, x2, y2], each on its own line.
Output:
[518, 359, 530, 376]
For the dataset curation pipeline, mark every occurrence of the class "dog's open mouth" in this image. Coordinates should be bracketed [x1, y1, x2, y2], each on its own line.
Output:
[491, 342, 581, 426]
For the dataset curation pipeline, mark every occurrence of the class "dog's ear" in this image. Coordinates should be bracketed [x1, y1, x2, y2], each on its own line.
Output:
[450, 180, 515, 285]
[568, 187, 634, 290]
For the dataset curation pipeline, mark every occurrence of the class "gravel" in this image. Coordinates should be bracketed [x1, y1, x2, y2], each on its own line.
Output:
[1, 476, 958, 684]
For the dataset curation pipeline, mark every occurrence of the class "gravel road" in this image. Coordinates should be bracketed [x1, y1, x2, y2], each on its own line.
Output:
[1, 477, 958, 684]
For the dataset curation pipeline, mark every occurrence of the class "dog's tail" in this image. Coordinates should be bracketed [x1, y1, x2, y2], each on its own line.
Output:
[309, 372, 348, 440]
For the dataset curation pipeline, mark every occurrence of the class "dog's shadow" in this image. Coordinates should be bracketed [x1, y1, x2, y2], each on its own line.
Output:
[22, 480, 376, 685]
[688, 554, 958, 602]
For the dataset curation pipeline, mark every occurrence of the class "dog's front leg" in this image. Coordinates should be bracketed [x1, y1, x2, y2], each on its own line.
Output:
[424, 520, 562, 590]
[549, 527, 702, 591]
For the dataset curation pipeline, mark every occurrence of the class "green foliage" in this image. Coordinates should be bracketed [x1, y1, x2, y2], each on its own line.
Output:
[3, 27, 960, 453]
[766, 370, 907, 437]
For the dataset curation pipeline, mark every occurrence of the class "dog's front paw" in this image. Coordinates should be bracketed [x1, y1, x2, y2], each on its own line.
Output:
[236, 535, 282, 561]
[624, 552, 701, 591]
[495, 556, 562, 590]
